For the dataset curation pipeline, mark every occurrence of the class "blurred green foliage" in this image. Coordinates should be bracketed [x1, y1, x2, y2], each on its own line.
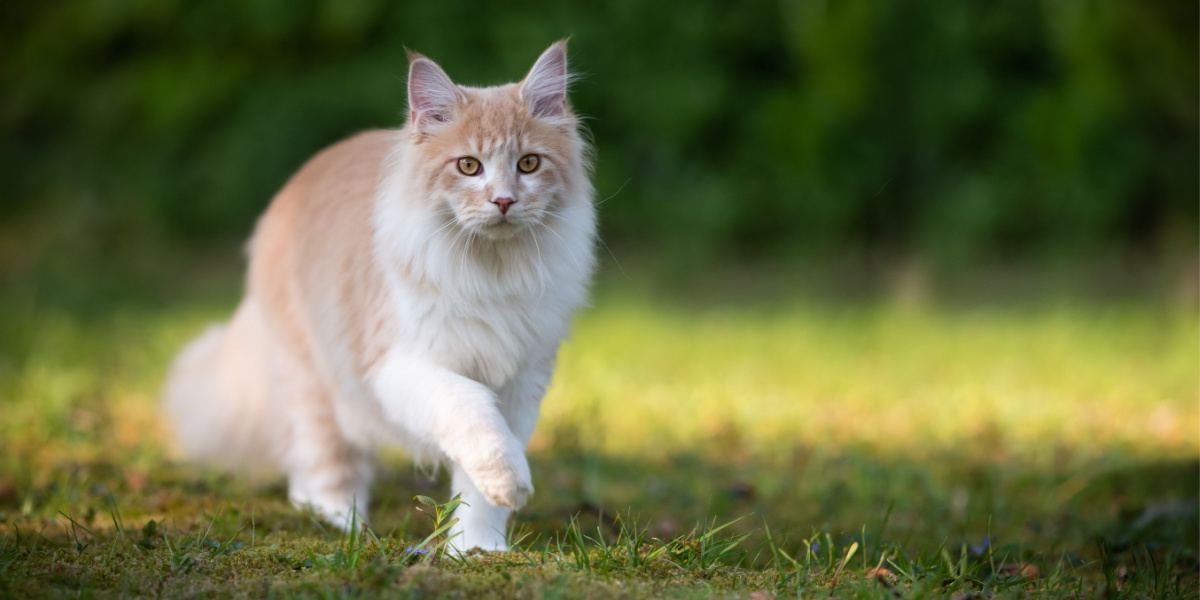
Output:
[1, 0, 1196, 267]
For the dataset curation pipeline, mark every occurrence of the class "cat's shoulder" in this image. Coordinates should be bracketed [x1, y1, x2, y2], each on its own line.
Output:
[256, 129, 399, 234]
[290, 129, 399, 195]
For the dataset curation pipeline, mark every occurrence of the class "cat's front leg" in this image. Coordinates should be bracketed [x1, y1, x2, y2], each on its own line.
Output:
[498, 351, 557, 444]
[448, 464, 511, 551]
[369, 351, 533, 510]
[445, 353, 558, 552]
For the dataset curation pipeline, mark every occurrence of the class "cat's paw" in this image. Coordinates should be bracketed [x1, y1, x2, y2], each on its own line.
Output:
[462, 437, 533, 509]
[448, 529, 509, 554]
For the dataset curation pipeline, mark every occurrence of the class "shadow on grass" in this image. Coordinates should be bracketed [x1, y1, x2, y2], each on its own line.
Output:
[3, 443, 1195, 572]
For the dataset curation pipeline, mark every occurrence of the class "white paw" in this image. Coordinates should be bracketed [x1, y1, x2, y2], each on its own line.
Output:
[461, 437, 533, 509]
[448, 529, 509, 554]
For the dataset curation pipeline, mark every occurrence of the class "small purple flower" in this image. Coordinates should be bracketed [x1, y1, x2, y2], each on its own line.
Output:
[404, 546, 429, 556]
[810, 541, 820, 554]
[969, 536, 991, 556]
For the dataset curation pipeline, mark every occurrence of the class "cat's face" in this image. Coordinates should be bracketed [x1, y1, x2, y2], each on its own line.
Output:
[407, 43, 580, 242]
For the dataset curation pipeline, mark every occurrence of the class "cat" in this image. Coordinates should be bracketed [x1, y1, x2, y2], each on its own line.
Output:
[162, 41, 596, 552]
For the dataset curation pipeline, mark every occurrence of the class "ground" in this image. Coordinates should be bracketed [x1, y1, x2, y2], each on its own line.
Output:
[0, 266, 1196, 598]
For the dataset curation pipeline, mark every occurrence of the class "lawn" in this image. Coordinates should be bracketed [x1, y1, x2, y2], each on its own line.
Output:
[0, 268, 1196, 598]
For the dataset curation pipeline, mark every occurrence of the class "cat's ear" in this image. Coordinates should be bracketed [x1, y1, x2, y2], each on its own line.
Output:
[520, 40, 570, 119]
[407, 51, 462, 130]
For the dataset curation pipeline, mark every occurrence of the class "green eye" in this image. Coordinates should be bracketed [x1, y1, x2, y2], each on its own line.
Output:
[517, 154, 540, 173]
[457, 157, 481, 176]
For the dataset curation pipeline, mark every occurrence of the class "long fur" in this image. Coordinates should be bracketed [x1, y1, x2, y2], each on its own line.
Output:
[162, 41, 596, 551]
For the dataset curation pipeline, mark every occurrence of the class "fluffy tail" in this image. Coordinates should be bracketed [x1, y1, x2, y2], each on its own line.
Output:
[162, 301, 282, 476]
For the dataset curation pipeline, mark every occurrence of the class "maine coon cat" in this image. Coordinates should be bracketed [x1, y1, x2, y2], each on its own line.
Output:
[163, 41, 596, 552]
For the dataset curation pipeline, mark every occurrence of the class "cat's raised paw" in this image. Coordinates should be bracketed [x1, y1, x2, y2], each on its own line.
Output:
[462, 439, 534, 509]
[474, 462, 533, 509]
[481, 474, 533, 509]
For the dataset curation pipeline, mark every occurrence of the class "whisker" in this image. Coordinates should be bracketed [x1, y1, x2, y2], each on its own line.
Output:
[446, 225, 469, 283]
[530, 228, 547, 301]
[458, 229, 475, 285]
[417, 216, 458, 251]
[594, 177, 632, 208]
[597, 236, 629, 281]
[535, 220, 585, 275]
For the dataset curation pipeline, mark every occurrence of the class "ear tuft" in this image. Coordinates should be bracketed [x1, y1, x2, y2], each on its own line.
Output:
[521, 40, 570, 119]
[407, 55, 461, 129]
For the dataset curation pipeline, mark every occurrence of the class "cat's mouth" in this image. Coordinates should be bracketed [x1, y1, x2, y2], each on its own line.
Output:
[470, 215, 527, 241]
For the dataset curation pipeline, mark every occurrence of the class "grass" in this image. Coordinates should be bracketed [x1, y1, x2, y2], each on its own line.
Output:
[0, 266, 1196, 598]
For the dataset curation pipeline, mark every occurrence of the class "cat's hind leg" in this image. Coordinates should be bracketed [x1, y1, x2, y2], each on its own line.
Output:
[282, 378, 374, 531]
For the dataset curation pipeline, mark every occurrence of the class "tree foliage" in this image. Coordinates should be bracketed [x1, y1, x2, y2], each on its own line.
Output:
[1, 0, 1195, 263]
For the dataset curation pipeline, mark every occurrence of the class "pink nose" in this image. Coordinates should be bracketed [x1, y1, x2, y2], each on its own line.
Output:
[491, 196, 516, 215]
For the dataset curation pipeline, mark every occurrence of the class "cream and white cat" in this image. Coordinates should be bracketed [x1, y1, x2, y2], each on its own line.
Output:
[163, 41, 596, 552]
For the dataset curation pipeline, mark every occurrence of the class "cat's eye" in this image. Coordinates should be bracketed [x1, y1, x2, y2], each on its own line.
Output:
[457, 157, 481, 176]
[517, 154, 540, 174]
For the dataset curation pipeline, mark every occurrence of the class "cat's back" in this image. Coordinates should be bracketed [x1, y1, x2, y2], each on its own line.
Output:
[247, 129, 399, 370]
[253, 129, 395, 255]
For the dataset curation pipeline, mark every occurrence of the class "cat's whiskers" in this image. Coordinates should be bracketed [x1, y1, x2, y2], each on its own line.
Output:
[534, 219, 585, 276]
[544, 205, 626, 280]
[454, 227, 473, 284]
[417, 212, 459, 251]
[594, 177, 632, 208]
[529, 225, 548, 301]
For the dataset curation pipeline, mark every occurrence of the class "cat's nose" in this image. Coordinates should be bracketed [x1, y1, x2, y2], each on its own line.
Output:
[491, 196, 516, 215]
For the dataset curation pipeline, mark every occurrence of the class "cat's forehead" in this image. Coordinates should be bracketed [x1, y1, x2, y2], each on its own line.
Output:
[453, 84, 542, 152]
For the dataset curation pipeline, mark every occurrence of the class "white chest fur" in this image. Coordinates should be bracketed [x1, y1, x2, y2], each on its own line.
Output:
[386, 277, 572, 389]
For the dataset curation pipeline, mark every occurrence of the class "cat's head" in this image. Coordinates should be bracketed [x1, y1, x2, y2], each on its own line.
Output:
[405, 41, 585, 242]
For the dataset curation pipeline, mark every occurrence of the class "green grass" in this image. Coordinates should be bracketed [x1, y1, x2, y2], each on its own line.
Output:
[0, 271, 1196, 598]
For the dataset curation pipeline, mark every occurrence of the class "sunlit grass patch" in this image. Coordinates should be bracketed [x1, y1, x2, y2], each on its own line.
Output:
[544, 294, 1195, 459]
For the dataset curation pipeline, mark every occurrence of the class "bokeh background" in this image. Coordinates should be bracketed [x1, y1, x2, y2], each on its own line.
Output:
[0, 1, 1197, 596]
[2, 0, 1196, 293]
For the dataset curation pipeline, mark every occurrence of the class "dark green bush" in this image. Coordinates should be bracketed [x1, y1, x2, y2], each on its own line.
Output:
[1, 0, 1195, 265]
